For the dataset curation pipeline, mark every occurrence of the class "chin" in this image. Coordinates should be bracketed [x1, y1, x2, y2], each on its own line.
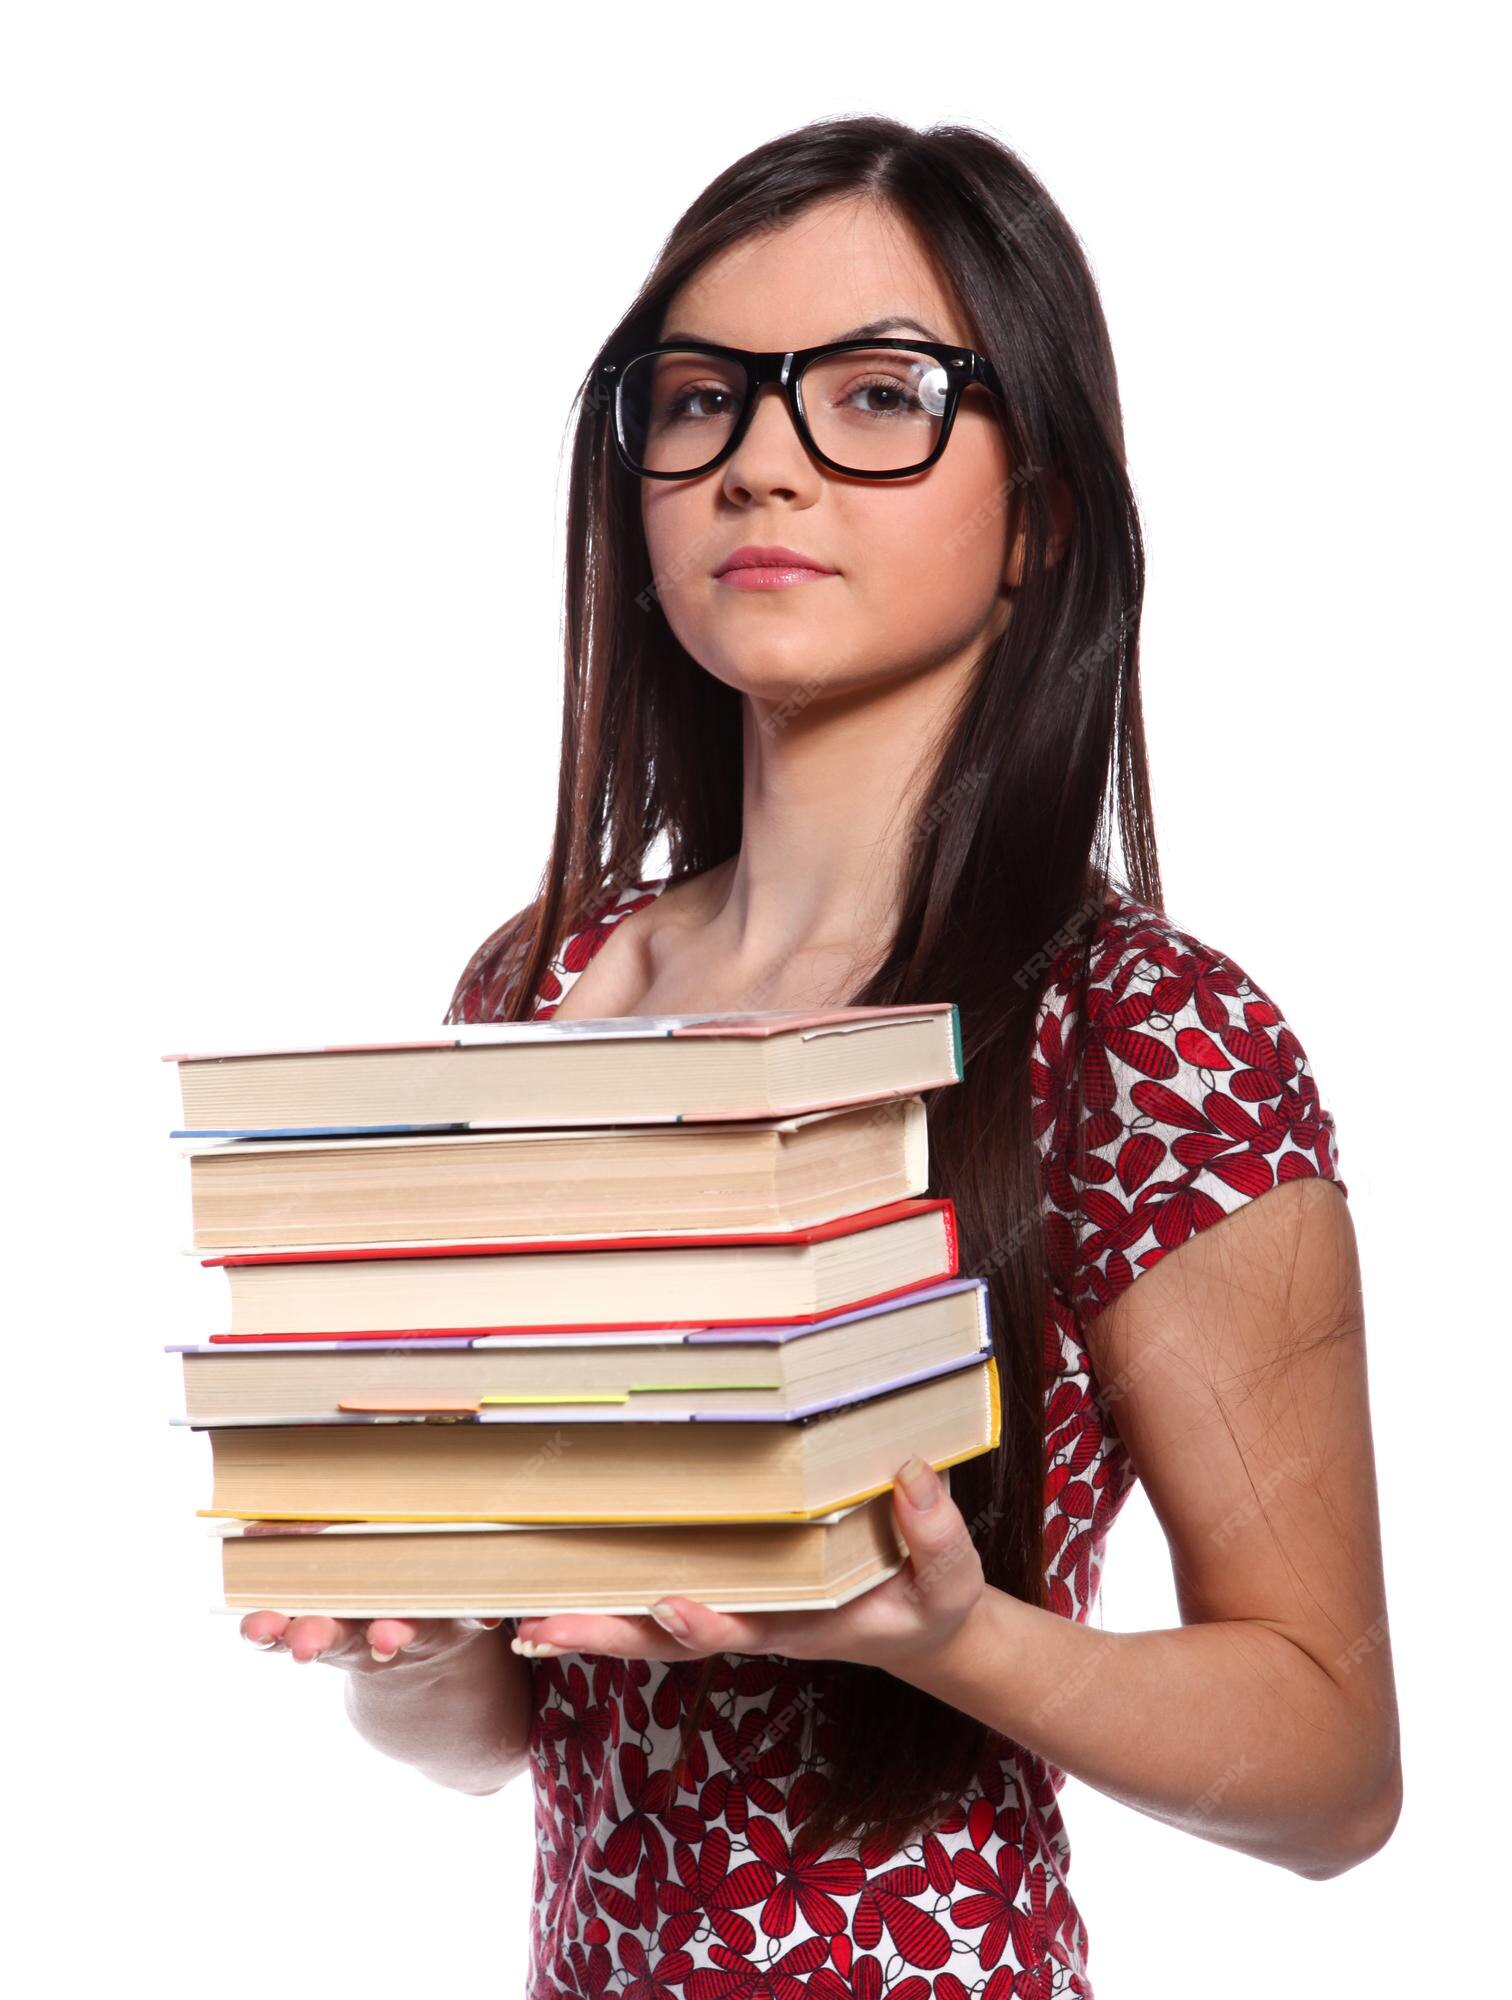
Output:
[717, 653, 858, 704]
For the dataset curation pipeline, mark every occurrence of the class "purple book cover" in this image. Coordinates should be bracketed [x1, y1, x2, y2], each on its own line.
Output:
[163, 1274, 987, 1356]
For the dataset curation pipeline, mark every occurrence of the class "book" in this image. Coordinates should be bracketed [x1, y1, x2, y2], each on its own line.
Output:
[177, 1096, 927, 1251]
[201, 1195, 958, 1341]
[209, 1474, 954, 1617]
[197, 1350, 1000, 1522]
[169, 1275, 989, 1424]
[163, 1004, 963, 1136]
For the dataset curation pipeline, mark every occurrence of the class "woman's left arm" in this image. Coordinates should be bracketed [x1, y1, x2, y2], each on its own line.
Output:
[901, 1174, 1402, 1880]
[513, 1174, 1401, 1880]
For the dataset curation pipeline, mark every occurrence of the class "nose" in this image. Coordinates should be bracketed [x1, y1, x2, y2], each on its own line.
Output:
[720, 376, 816, 497]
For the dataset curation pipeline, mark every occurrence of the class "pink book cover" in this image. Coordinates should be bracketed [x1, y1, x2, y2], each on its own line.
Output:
[198, 1195, 957, 1267]
[161, 1002, 958, 1066]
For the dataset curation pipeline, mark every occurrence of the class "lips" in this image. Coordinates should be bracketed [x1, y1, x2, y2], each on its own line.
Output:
[714, 544, 837, 577]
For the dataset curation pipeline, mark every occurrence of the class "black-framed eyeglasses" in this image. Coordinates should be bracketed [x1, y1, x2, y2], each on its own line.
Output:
[599, 338, 1005, 481]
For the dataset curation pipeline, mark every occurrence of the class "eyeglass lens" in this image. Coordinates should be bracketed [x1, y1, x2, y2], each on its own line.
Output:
[617, 347, 954, 475]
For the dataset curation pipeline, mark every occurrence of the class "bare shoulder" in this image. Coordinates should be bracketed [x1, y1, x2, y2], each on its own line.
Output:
[552, 862, 733, 1018]
[656, 857, 736, 928]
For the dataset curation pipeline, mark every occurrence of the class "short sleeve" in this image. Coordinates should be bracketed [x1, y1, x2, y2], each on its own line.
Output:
[1033, 906, 1348, 1326]
[444, 905, 542, 1025]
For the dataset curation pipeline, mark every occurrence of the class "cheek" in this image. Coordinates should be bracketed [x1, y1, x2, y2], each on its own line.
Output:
[640, 488, 740, 663]
[863, 465, 1012, 645]
[641, 485, 721, 600]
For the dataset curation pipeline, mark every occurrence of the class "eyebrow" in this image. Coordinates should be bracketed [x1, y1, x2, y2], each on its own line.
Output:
[657, 314, 946, 346]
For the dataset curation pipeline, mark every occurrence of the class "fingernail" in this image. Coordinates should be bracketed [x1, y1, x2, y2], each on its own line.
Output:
[244, 1633, 276, 1648]
[897, 1454, 942, 1510]
[511, 1637, 562, 1657]
[370, 1647, 399, 1663]
[650, 1600, 689, 1639]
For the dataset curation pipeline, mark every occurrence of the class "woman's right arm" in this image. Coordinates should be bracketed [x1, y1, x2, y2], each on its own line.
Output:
[240, 1610, 535, 1796]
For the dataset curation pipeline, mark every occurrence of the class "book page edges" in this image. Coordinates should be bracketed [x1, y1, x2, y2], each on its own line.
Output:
[206, 1560, 909, 1618]
[197, 1195, 947, 1266]
[207, 1480, 947, 1537]
[192, 1400, 998, 1524]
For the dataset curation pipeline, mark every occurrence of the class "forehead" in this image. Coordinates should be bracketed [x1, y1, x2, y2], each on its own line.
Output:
[657, 195, 969, 351]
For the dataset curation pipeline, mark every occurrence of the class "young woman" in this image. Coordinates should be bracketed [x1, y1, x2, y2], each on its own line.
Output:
[240, 116, 1400, 1997]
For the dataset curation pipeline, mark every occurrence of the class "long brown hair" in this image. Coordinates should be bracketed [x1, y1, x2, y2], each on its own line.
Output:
[446, 114, 1161, 1858]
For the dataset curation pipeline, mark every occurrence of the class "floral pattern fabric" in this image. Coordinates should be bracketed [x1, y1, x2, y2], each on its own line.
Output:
[451, 877, 1347, 1998]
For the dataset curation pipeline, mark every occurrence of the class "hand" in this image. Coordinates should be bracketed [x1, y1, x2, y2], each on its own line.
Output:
[236, 1524, 507, 1669]
[512, 1453, 989, 1681]
[239, 1608, 506, 1669]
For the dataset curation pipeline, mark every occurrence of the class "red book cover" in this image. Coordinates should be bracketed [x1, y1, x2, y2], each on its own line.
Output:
[203, 1197, 959, 1344]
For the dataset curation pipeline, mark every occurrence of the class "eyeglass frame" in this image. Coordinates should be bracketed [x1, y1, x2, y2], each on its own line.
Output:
[598, 337, 1006, 482]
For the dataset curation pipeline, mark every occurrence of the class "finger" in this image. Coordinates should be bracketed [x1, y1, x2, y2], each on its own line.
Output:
[514, 1598, 757, 1659]
[283, 1614, 353, 1664]
[512, 1611, 658, 1657]
[645, 1595, 770, 1657]
[365, 1616, 506, 1660]
[240, 1611, 290, 1650]
[362, 1618, 421, 1662]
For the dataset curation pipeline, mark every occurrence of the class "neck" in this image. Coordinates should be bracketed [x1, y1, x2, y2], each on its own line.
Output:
[702, 648, 983, 974]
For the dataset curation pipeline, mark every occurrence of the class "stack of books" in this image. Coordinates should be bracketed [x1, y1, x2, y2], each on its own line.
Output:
[163, 1004, 1001, 1621]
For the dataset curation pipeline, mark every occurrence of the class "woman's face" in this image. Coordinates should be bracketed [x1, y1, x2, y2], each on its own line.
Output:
[640, 195, 1023, 711]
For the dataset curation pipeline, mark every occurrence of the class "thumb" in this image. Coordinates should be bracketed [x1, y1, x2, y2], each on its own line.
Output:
[891, 1453, 954, 1537]
[891, 1455, 979, 1614]
[892, 1453, 972, 1555]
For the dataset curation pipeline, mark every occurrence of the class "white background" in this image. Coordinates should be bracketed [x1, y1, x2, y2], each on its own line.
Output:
[5, 5, 1505, 1994]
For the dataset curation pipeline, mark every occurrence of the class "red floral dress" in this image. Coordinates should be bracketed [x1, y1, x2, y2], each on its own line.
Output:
[452, 877, 1348, 1999]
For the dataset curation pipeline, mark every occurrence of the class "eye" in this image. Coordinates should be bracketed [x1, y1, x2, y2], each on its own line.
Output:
[662, 382, 741, 423]
[816, 358, 950, 422]
[841, 373, 922, 417]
